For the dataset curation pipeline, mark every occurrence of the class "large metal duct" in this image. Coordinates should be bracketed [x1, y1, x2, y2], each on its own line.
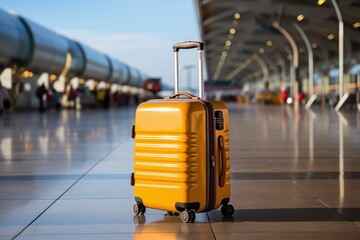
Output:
[16, 14, 68, 75]
[78, 43, 111, 81]
[0, 8, 31, 68]
[108, 58, 130, 84]
[127, 66, 142, 87]
[66, 38, 85, 77]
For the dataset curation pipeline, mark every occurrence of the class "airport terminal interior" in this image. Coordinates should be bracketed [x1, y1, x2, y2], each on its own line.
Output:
[1, 0, 360, 239]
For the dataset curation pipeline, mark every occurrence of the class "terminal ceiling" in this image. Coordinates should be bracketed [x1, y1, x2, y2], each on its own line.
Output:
[196, 0, 360, 84]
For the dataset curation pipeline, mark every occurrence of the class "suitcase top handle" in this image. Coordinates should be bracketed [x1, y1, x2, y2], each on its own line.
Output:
[166, 92, 200, 100]
[173, 41, 204, 52]
[173, 41, 205, 99]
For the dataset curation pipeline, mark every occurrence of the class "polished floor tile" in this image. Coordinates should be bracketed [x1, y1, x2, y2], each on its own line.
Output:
[0, 200, 53, 236]
[265, 158, 360, 172]
[1, 104, 360, 239]
[294, 180, 360, 198]
[20, 199, 211, 235]
[16, 233, 216, 240]
[61, 178, 134, 199]
[319, 197, 360, 208]
[0, 179, 78, 200]
[210, 221, 360, 233]
[214, 232, 360, 240]
[229, 197, 326, 209]
[230, 180, 311, 198]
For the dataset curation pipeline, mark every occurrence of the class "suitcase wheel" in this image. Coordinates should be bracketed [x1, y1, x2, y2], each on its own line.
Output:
[180, 210, 196, 223]
[133, 203, 146, 215]
[221, 204, 234, 217]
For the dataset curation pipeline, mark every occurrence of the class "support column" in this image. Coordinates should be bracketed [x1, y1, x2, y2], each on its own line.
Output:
[322, 73, 329, 107]
[293, 22, 316, 109]
[332, 0, 346, 111]
[357, 73, 360, 111]
[273, 22, 299, 111]
[276, 53, 287, 91]
[253, 55, 269, 89]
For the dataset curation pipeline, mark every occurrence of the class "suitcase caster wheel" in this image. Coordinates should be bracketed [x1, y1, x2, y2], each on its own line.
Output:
[180, 210, 196, 223]
[221, 204, 234, 217]
[133, 203, 146, 215]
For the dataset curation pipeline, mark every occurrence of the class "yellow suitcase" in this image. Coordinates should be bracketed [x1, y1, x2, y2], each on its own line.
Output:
[131, 41, 233, 223]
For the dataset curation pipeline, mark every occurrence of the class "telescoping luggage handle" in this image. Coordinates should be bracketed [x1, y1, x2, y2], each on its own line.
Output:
[173, 41, 205, 99]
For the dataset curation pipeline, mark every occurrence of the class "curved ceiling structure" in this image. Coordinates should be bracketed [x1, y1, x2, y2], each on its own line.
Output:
[196, 0, 360, 85]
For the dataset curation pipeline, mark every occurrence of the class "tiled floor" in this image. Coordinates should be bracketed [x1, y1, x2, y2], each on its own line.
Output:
[1, 104, 360, 240]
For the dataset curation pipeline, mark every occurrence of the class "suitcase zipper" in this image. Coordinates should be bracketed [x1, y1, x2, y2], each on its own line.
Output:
[199, 99, 216, 212]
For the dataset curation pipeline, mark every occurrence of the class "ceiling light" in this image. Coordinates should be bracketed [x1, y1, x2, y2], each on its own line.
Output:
[259, 48, 264, 54]
[266, 41, 272, 47]
[317, 0, 326, 6]
[229, 28, 236, 34]
[225, 40, 232, 47]
[297, 14, 304, 22]
[234, 13, 240, 20]
[311, 43, 318, 49]
[353, 22, 360, 28]
[222, 51, 228, 57]
[327, 33, 335, 40]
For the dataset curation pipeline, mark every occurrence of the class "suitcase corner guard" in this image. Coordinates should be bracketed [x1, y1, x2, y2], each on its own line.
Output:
[221, 198, 230, 205]
[135, 196, 143, 204]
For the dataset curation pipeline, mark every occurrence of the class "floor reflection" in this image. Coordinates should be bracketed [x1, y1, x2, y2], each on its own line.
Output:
[0, 109, 135, 163]
[1, 105, 360, 239]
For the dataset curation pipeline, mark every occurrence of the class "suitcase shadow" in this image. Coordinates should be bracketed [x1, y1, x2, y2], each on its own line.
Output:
[132, 211, 234, 227]
[207, 207, 360, 222]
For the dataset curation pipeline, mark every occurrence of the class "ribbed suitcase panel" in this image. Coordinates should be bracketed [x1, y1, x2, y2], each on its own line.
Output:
[134, 132, 198, 182]
[133, 101, 207, 212]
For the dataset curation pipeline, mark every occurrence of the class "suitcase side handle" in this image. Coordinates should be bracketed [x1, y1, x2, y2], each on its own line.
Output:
[218, 135, 227, 187]
[173, 41, 204, 52]
[173, 41, 204, 99]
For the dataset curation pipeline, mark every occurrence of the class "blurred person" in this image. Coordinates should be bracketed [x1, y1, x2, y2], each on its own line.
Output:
[297, 91, 305, 105]
[35, 83, 47, 112]
[46, 87, 61, 111]
[66, 85, 78, 109]
[112, 89, 121, 108]
[0, 82, 3, 115]
[280, 89, 288, 104]
[0, 82, 11, 114]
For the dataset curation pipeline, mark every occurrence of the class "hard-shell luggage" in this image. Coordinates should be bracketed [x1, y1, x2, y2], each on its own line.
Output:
[131, 41, 233, 223]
